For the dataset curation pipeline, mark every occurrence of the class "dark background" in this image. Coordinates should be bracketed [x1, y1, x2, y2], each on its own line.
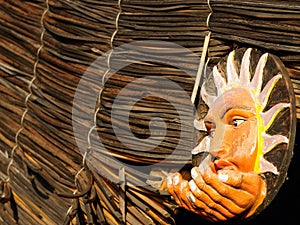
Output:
[176, 122, 299, 225]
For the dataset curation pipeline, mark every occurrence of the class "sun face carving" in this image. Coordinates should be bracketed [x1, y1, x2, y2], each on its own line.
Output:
[167, 47, 295, 221]
[198, 48, 290, 175]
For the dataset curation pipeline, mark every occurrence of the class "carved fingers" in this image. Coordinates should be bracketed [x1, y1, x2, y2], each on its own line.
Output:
[206, 167, 267, 217]
[167, 172, 226, 222]
[167, 173, 194, 211]
[167, 166, 266, 221]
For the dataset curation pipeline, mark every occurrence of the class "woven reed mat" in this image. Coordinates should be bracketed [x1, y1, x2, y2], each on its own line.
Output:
[0, 0, 299, 224]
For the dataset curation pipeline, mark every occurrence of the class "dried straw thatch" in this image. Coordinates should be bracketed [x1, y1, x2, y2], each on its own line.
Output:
[0, 0, 299, 224]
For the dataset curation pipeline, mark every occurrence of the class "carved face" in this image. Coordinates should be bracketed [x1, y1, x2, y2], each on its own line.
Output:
[187, 48, 295, 220]
[195, 48, 291, 176]
[204, 87, 258, 172]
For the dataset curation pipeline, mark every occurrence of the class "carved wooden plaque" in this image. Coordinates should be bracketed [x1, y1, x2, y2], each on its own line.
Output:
[167, 48, 296, 222]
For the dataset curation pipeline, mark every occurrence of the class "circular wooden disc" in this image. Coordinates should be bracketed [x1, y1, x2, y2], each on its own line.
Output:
[198, 47, 297, 219]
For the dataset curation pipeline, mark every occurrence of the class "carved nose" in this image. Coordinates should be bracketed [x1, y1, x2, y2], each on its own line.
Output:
[210, 147, 228, 160]
[208, 126, 230, 159]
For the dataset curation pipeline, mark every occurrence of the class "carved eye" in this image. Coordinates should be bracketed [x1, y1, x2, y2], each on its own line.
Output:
[231, 118, 246, 127]
[209, 130, 215, 138]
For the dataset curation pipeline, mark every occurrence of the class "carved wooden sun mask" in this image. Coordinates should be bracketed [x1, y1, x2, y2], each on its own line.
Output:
[193, 47, 296, 217]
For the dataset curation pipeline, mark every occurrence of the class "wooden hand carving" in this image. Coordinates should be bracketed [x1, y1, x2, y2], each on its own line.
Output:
[167, 166, 266, 222]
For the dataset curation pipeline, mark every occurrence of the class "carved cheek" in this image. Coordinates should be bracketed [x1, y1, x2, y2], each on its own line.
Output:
[231, 123, 258, 171]
[223, 128, 238, 150]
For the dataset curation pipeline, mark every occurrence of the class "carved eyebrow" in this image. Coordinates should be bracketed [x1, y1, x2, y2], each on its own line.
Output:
[220, 104, 253, 119]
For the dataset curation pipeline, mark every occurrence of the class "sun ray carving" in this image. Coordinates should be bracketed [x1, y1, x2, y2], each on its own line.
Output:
[200, 48, 290, 175]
